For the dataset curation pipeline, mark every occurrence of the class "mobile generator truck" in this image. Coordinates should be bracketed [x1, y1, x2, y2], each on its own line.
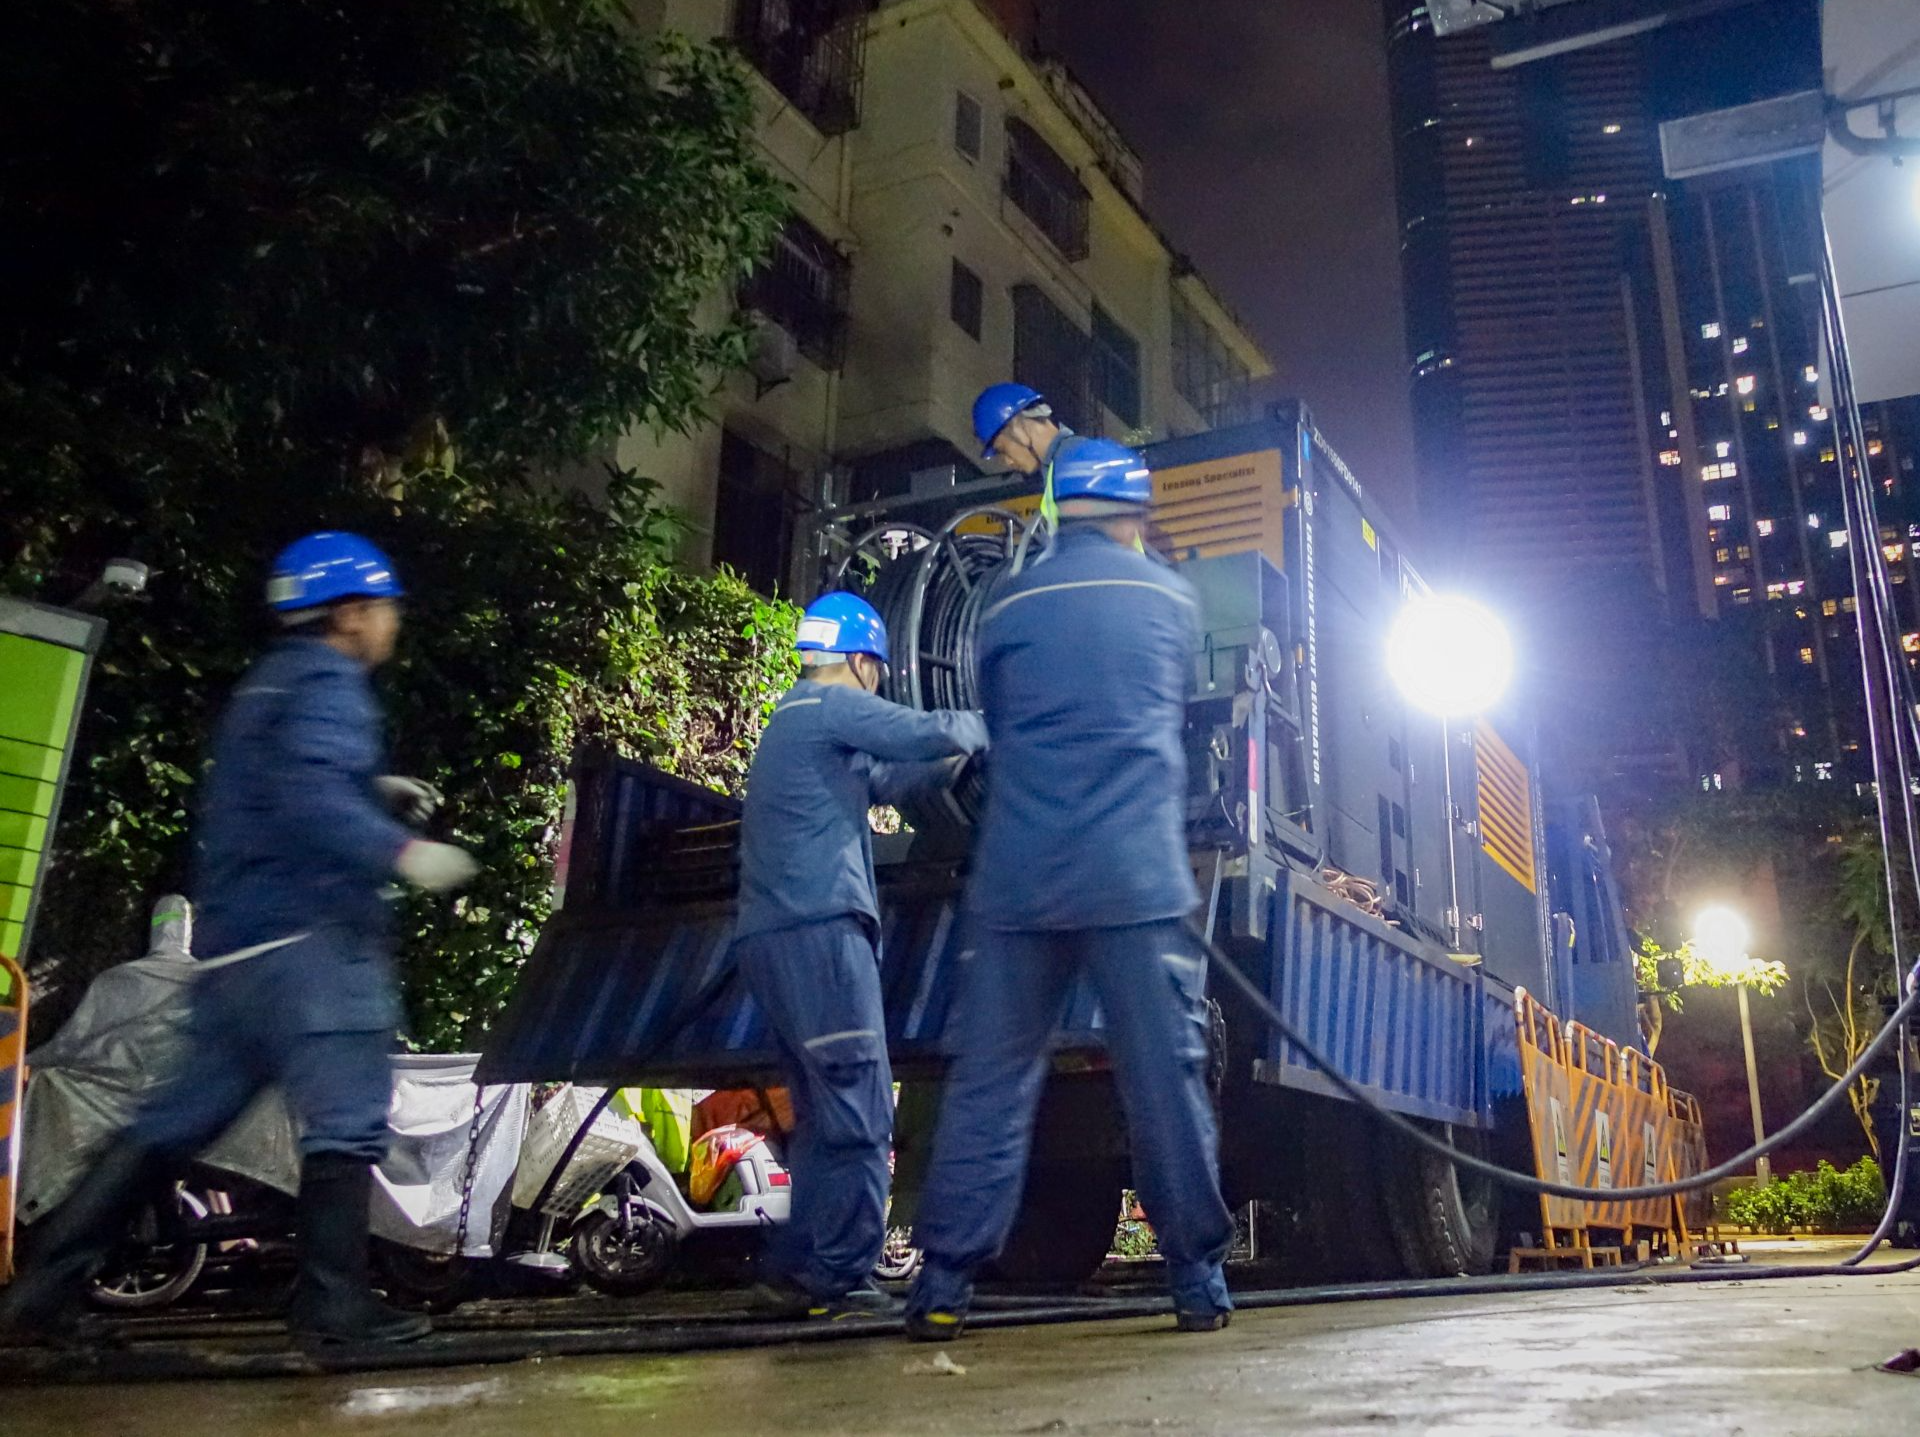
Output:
[475, 406, 1700, 1283]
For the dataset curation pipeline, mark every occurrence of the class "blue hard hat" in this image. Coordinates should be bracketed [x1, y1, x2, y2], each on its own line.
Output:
[973, 382, 1050, 459]
[266, 531, 404, 612]
[796, 592, 890, 664]
[1050, 437, 1152, 507]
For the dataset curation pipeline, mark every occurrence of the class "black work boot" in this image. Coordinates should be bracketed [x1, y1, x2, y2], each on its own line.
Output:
[0, 1143, 162, 1347]
[286, 1152, 432, 1347]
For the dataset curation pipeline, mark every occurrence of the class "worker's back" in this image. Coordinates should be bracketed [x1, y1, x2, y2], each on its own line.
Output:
[969, 527, 1200, 932]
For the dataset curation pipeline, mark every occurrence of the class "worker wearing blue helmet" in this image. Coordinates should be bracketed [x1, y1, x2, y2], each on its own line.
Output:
[906, 437, 1235, 1340]
[2, 532, 478, 1350]
[737, 592, 987, 1319]
[972, 382, 1072, 478]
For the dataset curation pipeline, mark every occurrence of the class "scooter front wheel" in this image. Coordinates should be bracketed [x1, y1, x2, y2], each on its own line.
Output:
[88, 1185, 211, 1311]
[569, 1207, 678, 1296]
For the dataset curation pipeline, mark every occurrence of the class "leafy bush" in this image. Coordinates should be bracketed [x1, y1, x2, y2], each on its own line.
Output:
[1, 0, 793, 1048]
[1716, 1158, 1886, 1233]
[9, 467, 799, 1050]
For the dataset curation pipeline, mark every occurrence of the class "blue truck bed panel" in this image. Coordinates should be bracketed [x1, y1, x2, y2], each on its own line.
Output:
[474, 881, 1109, 1087]
[1250, 870, 1519, 1128]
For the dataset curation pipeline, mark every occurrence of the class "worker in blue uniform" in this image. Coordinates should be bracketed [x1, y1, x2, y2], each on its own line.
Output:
[738, 593, 988, 1319]
[0, 532, 478, 1348]
[907, 438, 1236, 1340]
[972, 382, 1073, 479]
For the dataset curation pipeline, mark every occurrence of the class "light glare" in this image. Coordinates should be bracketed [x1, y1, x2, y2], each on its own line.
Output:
[1386, 596, 1514, 718]
[1692, 905, 1751, 974]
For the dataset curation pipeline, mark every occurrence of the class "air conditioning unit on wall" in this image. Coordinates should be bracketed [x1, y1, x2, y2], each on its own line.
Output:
[746, 311, 797, 397]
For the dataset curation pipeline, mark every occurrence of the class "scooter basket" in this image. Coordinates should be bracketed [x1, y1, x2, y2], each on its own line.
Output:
[510, 1086, 647, 1217]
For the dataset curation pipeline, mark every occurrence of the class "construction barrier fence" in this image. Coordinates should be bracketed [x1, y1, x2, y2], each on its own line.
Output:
[1512, 990, 1710, 1264]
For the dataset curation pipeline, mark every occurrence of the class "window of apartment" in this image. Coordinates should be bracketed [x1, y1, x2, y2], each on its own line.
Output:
[1011, 282, 1090, 432]
[1172, 289, 1253, 429]
[712, 428, 806, 597]
[1005, 117, 1090, 261]
[740, 215, 851, 370]
[1090, 304, 1142, 429]
[954, 90, 984, 163]
[732, 0, 875, 136]
[950, 258, 983, 341]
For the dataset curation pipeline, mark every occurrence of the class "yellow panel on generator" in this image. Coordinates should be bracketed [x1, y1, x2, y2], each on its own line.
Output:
[952, 447, 1291, 571]
[1149, 448, 1290, 570]
[1474, 721, 1538, 894]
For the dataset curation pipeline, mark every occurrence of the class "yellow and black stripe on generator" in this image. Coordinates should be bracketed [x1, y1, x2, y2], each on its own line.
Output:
[0, 596, 105, 1281]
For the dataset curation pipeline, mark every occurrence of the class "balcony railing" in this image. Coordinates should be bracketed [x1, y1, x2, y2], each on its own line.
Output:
[1005, 117, 1090, 261]
[741, 217, 851, 370]
[732, 0, 875, 137]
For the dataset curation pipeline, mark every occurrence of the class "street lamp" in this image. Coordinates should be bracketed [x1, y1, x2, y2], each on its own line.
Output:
[1388, 595, 1514, 952]
[1693, 905, 1772, 1186]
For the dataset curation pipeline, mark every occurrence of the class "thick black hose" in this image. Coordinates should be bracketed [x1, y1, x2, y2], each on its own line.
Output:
[10, 1257, 1919, 1386]
[1202, 933, 1920, 1204]
[1815, 202, 1920, 1268]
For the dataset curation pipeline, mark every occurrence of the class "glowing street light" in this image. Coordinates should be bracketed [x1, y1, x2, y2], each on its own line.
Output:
[1388, 595, 1515, 954]
[1692, 905, 1752, 976]
[1692, 905, 1772, 1185]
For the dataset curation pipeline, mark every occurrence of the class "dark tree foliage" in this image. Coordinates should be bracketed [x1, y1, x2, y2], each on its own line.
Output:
[1, 0, 797, 1046]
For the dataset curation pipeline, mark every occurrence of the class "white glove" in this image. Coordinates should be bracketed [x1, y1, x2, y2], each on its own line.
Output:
[395, 840, 479, 893]
[375, 775, 444, 825]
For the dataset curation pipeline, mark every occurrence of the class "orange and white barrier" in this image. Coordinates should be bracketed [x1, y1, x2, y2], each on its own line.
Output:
[1512, 991, 1708, 1264]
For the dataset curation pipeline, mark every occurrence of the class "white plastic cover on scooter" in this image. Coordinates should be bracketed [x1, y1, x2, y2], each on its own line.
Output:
[18, 940, 530, 1256]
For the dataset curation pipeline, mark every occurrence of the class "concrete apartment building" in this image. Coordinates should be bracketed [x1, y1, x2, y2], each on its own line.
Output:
[623, 0, 1272, 596]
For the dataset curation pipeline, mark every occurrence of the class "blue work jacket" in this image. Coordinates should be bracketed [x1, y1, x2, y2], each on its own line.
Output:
[192, 638, 413, 975]
[968, 526, 1202, 932]
[736, 683, 987, 941]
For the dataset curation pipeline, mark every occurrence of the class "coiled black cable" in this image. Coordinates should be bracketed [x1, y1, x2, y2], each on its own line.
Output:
[844, 508, 1033, 830]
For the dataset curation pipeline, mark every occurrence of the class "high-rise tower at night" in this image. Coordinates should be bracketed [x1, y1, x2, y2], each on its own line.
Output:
[1384, 0, 1920, 791]
[1385, 3, 1666, 619]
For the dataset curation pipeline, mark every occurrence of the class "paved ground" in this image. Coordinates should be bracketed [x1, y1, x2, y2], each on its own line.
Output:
[11, 1242, 1920, 1435]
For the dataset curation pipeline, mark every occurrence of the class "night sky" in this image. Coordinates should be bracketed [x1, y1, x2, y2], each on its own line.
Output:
[1044, 0, 1419, 528]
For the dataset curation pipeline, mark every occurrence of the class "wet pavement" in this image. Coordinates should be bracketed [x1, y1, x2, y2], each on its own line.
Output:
[10, 1242, 1920, 1435]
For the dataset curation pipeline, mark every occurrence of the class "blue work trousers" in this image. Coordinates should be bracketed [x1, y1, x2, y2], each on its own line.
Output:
[733, 916, 894, 1299]
[132, 933, 395, 1163]
[911, 920, 1234, 1317]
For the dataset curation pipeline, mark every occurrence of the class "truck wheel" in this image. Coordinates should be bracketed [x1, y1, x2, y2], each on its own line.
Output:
[1301, 1112, 1408, 1281]
[1383, 1121, 1499, 1277]
[987, 1159, 1125, 1286]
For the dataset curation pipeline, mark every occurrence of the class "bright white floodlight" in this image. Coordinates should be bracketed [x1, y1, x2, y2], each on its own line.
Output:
[1386, 595, 1514, 718]
[1692, 905, 1752, 976]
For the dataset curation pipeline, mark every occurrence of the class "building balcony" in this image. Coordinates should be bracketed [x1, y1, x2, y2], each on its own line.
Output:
[732, 0, 876, 137]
